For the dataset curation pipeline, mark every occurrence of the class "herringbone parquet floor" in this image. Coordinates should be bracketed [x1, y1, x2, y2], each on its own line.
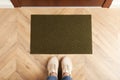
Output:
[0, 8, 120, 80]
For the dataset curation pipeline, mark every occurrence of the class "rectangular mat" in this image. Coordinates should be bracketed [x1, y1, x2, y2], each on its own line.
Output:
[31, 15, 92, 54]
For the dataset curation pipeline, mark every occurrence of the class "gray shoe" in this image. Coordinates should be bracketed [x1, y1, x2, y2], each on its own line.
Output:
[47, 56, 59, 76]
[61, 57, 72, 76]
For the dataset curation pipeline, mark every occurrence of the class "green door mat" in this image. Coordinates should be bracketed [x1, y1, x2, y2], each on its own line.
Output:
[31, 15, 92, 54]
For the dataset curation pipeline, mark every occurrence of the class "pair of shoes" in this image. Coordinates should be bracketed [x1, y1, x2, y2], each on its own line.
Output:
[47, 56, 72, 77]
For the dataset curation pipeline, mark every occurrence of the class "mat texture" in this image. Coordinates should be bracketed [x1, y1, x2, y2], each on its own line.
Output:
[31, 15, 92, 54]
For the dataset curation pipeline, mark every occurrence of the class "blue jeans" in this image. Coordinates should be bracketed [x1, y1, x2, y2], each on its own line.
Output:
[47, 76, 72, 80]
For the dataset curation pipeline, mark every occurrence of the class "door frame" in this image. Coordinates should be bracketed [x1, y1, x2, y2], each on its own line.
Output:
[11, 0, 113, 8]
[102, 0, 113, 8]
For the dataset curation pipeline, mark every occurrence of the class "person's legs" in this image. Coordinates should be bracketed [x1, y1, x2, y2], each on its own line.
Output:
[47, 75, 57, 80]
[47, 57, 59, 80]
[61, 57, 72, 80]
[62, 76, 72, 80]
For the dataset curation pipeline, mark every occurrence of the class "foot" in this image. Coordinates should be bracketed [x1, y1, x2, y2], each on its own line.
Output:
[61, 57, 72, 77]
[47, 56, 59, 77]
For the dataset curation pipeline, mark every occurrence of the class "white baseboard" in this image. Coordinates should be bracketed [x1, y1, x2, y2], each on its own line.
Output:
[0, 0, 13, 8]
[110, 0, 120, 8]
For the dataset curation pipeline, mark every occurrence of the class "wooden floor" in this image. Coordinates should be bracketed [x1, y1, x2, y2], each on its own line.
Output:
[0, 8, 120, 80]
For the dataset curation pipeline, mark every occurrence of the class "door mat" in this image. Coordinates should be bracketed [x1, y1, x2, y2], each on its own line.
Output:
[31, 15, 92, 54]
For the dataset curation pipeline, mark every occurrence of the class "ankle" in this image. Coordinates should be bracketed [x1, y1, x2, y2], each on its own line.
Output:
[50, 72, 57, 77]
[62, 72, 70, 77]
